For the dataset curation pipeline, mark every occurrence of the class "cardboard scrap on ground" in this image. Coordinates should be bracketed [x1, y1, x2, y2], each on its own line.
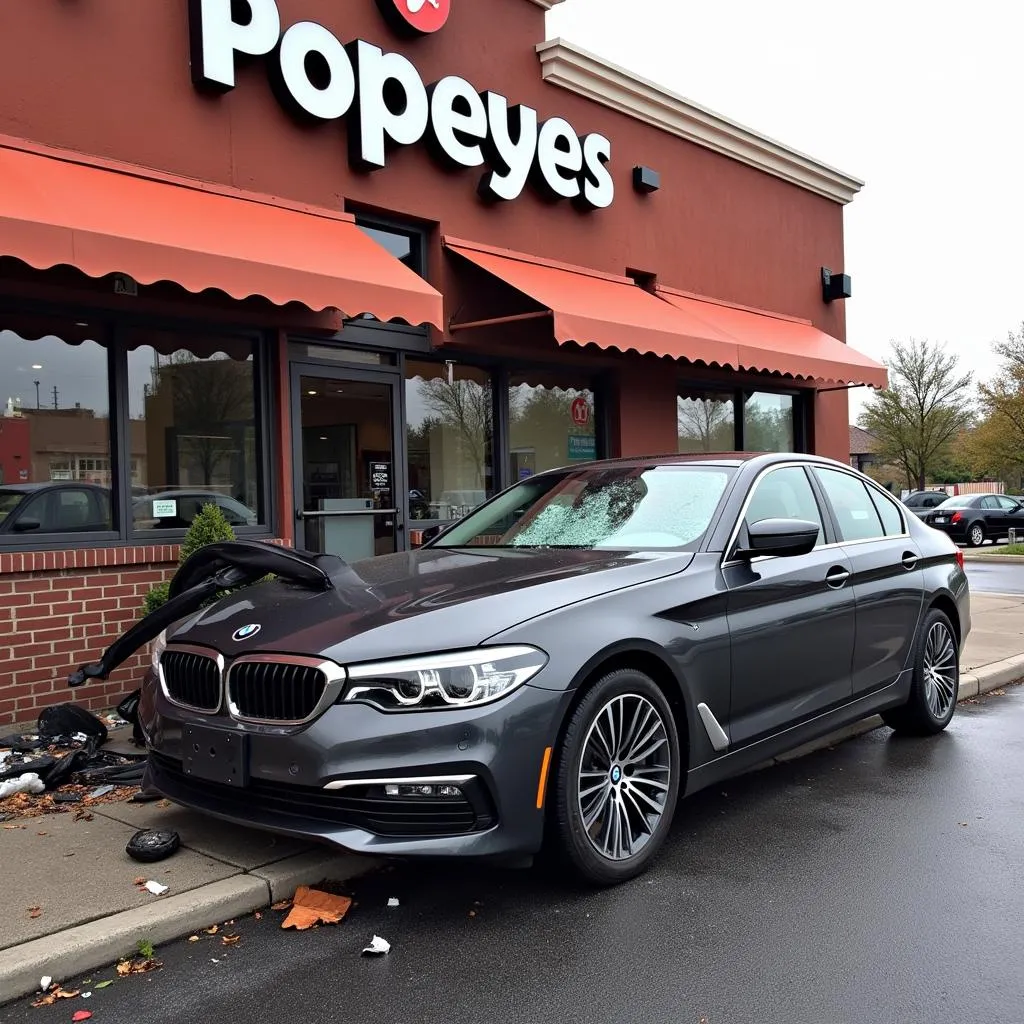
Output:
[280, 887, 353, 931]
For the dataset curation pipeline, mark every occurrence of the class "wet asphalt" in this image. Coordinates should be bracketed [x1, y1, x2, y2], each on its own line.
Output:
[4, 688, 1024, 1024]
[965, 560, 1024, 594]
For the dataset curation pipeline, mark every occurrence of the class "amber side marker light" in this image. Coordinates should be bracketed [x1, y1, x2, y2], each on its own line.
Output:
[536, 746, 553, 810]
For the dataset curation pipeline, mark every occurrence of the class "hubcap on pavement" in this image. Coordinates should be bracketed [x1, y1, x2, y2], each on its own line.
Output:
[577, 694, 671, 861]
[923, 621, 957, 719]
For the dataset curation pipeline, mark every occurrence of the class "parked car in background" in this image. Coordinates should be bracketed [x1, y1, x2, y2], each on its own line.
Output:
[74, 452, 970, 885]
[903, 490, 950, 519]
[924, 493, 1024, 547]
[0, 482, 111, 534]
[133, 491, 257, 530]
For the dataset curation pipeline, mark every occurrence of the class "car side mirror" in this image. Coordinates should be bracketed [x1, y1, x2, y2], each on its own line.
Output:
[737, 518, 820, 559]
[12, 518, 42, 533]
[419, 524, 444, 544]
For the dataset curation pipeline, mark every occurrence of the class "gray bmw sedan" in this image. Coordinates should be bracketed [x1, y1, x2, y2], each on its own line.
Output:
[71, 452, 970, 884]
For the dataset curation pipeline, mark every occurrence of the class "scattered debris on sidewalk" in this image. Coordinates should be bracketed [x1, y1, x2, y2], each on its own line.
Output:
[30, 981, 80, 1007]
[0, 702, 147, 819]
[280, 886, 353, 930]
[361, 935, 391, 956]
[116, 954, 161, 976]
[71, 1009, 93, 1021]
[143, 880, 169, 896]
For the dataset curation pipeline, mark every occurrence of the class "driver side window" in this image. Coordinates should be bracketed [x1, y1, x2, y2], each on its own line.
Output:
[742, 466, 824, 548]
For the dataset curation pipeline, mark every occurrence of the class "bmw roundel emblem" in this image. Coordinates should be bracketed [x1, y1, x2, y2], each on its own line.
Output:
[610, 765, 622, 784]
[232, 623, 261, 642]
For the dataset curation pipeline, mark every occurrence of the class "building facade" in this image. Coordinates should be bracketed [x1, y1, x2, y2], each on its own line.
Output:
[0, 0, 885, 725]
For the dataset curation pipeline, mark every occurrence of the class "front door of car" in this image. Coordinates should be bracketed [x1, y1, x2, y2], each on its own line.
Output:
[993, 495, 1024, 541]
[811, 467, 924, 698]
[722, 464, 856, 746]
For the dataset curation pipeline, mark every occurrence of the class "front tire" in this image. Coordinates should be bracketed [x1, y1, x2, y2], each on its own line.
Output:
[882, 608, 959, 736]
[551, 669, 681, 885]
[966, 522, 986, 547]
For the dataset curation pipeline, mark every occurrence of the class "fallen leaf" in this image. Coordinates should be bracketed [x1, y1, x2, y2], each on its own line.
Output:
[27, 906, 42, 919]
[221, 934, 241, 946]
[116, 962, 131, 977]
[37, 831, 48, 836]
[203, 925, 219, 935]
[30, 995, 56, 1008]
[93, 981, 113, 990]
[55, 989, 80, 999]
[270, 900, 292, 912]
[3, 824, 25, 830]
[254, 912, 262, 921]
[72, 1011, 93, 1022]
[133, 877, 146, 886]
[281, 887, 352, 931]
[959, 821, 969, 827]
[115, 957, 161, 976]
[188, 936, 200, 943]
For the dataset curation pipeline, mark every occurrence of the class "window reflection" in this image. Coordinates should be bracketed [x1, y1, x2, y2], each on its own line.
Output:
[677, 389, 736, 453]
[405, 360, 493, 521]
[744, 392, 796, 453]
[0, 318, 113, 534]
[127, 331, 261, 530]
[509, 371, 596, 481]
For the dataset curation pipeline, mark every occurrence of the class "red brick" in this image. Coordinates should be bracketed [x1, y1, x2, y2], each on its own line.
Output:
[15, 667, 61, 685]
[0, 699, 16, 717]
[3, 594, 34, 608]
[49, 602, 85, 615]
[13, 579, 52, 593]
[101, 584, 138, 598]
[0, 658, 33, 675]
[14, 614, 71, 630]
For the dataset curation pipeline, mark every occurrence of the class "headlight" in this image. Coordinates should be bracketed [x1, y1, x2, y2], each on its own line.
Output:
[343, 646, 548, 711]
[150, 629, 168, 673]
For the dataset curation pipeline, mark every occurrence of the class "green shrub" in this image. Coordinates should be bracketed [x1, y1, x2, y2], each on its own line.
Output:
[141, 502, 237, 615]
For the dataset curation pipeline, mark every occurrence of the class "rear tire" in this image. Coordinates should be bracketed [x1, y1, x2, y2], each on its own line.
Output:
[882, 608, 959, 736]
[551, 669, 681, 885]
[966, 522, 986, 547]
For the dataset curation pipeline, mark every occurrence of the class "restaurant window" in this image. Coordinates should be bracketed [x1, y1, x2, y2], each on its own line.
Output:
[0, 318, 114, 539]
[677, 388, 736, 453]
[743, 391, 796, 453]
[127, 331, 263, 532]
[405, 360, 494, 522]
[509, 370, 597, 481]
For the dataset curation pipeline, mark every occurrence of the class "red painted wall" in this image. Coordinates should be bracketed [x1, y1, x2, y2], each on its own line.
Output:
[0, 0, 847, 339]
[0, 415, 30, 485]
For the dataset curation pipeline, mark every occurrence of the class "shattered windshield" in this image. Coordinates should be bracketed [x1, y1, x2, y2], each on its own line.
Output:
[434, 466, 733, 551]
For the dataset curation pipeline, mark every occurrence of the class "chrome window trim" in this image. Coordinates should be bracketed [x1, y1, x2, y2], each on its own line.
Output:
[224, 653, 347, 727]
[158, 644, 225, 715]
[323, 774, 476, 792]
[720, 462, 911, 569]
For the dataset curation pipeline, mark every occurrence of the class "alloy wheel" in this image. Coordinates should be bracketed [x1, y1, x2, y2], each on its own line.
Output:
[577, 693, 672, 861]
[970, 524, 984, 546]
[923, 620, 957, 719]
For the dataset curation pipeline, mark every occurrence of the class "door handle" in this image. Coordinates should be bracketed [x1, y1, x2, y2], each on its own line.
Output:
[901, 552, 919, 571]
[825, 567, 851, 589]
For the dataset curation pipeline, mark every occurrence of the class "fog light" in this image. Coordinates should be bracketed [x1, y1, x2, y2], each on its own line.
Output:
[379, 783, 463, 799]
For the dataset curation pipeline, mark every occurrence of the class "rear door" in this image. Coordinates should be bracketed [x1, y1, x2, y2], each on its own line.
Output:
[811, 467, 924, 698]
[723, 464, 856, 745]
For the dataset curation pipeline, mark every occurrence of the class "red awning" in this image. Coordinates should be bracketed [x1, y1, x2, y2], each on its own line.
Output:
[445, 238, 741, 369]
[0, 138, 443, 327]
[656, 287, 887, 388]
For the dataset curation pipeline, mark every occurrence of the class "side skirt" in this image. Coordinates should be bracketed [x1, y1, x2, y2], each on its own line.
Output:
[683, 671, 912, 797]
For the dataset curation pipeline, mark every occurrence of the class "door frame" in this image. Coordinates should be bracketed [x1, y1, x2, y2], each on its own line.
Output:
[289, 360, 409, 554]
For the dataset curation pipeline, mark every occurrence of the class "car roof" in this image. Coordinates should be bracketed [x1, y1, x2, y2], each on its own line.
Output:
[541, 452, 855, 474]
[0, 482, 106, 494]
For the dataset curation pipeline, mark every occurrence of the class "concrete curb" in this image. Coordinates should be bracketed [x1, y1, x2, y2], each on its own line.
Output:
[963, 556, 1024, 563]
[0, 851, 375, 1006]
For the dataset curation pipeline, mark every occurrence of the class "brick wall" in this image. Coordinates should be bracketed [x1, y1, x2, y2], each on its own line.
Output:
[0, 546, 179, 728]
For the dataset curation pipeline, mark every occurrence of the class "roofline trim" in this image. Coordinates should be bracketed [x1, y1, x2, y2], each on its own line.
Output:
[535, 39, 865, 205]
[525, 0, 567, 7]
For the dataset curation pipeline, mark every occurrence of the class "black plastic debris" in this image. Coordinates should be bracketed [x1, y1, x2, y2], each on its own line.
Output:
[0, 755, 56, 783]
[53, 792, 83, 804]
[126, 829, 180, 863]
[116, 690, 145, 747]
[37, 704, 109, 745]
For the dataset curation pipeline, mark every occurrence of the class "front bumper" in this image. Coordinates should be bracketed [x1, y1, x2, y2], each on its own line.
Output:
[139, 670, 569, 859]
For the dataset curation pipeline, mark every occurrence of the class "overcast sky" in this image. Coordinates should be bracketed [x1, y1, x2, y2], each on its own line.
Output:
[548, 0, 1024, 420]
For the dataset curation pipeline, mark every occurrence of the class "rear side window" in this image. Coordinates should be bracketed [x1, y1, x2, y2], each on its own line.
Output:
[813, 468, 884, 542]
[980, 496, 999, 510]
[868, 487, 906, 536]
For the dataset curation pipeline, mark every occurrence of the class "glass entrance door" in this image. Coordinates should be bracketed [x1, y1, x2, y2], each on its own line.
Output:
[292, 366, 404, 561]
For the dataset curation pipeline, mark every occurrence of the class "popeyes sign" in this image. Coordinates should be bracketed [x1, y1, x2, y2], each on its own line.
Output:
[187, 0, 615, 210]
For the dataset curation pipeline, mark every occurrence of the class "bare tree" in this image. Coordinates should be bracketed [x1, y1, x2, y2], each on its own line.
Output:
[677, 396, 733, 452]
[861, 338, 974, 491]
[418, 376, 493, 486]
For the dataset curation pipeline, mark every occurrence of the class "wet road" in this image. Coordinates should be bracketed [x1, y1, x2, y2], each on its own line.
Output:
[965, 559, 1024, 594]
[5, 689, 1024, 1024]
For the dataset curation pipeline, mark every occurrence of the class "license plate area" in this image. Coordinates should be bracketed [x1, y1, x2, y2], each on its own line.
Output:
[183, 724, 249, 787]
[934, 517, 947, 523]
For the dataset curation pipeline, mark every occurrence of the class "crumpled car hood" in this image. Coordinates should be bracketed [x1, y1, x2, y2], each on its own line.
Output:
[169, 546, 694, 665]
